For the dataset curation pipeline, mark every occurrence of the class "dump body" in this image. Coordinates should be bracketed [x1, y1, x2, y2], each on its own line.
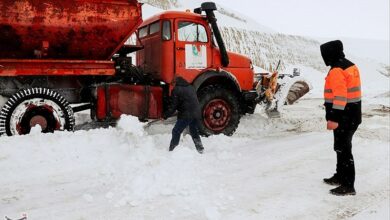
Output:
[0, 0, 142, 60]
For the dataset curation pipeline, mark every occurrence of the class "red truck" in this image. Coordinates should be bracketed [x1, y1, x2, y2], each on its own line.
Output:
[0, 0, 289, 136]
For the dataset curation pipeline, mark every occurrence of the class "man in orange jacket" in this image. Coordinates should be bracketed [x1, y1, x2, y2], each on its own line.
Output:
[320, 40, 362, 196]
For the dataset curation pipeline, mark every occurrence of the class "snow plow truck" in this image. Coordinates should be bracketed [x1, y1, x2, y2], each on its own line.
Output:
[0, 0, 309, 136]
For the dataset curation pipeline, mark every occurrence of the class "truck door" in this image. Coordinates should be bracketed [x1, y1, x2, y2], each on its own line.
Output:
[174, 20, 212, 81]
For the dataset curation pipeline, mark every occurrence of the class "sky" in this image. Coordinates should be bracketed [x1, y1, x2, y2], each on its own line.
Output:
[212, 0, 389, 41]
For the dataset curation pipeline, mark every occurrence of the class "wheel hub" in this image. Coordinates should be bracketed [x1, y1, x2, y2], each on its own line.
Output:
[203, 99, 231, 132]
[214, 111, 222, 119]
[29, 115, 48, 130]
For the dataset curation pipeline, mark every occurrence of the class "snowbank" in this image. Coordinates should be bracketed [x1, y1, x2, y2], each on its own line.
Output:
[1, 100, 388, 219]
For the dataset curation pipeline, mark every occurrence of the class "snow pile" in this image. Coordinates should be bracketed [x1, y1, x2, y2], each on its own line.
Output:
[1, 98, 388, 219]
[29, 125, 43, 134]
[116, 115, 145, 136]
[0, 115, 251, 219]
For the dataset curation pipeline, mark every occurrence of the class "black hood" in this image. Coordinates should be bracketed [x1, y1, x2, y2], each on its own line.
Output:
[175, 76, 190, 86]
[320, 40, 345, 66]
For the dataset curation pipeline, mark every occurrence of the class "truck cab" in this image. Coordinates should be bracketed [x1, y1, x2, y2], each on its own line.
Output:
[136, 10, 255, 91]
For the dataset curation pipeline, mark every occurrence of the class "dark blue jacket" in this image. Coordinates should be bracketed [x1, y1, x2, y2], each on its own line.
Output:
[164, 77, 201, 119]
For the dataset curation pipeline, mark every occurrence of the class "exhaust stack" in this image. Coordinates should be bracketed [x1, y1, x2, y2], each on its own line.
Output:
[198, 2, 229, 67]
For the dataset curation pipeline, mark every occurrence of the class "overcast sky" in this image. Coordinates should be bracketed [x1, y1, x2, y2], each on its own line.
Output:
[212, 0, 389, 41]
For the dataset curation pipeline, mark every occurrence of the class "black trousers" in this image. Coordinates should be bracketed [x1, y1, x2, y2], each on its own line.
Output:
[333, 127, 357, 187]
[170, 119, 203, 150]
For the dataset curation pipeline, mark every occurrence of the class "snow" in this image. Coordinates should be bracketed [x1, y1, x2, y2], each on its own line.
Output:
[1, 94, 389, 219]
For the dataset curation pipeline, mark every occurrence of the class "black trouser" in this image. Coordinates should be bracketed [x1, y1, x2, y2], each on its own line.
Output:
[170, 119, 203, 151]
[333, 127, 357, 187]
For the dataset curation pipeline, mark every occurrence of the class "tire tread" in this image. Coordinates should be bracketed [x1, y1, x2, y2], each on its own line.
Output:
[0, 87, 75, 136]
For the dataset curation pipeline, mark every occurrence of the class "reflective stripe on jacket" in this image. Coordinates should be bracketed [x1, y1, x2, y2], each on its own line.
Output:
[324, 65, 361, 111]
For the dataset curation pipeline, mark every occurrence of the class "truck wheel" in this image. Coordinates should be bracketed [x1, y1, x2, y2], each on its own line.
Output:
[198, 85, 240, 136]
[0, 88, 75, 136]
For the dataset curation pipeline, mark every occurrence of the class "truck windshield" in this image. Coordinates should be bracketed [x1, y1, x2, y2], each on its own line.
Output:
[178, 21, 207, 43]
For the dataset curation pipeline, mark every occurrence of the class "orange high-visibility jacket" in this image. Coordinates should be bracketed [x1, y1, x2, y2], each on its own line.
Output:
[324, 65, 362, 111]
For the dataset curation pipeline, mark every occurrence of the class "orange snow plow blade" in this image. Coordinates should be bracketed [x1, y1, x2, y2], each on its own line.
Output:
[255, 70, 311, 118]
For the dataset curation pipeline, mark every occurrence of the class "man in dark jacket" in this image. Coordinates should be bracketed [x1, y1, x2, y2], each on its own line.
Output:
[320, 40, 362, 196]
[164, 76, 204, 154]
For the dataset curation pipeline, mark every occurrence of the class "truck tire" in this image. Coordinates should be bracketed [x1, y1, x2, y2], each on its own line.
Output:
[198, 85, 240, 136]
[0, 88, 75, 136]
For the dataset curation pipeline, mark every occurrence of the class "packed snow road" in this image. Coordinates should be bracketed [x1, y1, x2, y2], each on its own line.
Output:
[0, 98, 388, 220]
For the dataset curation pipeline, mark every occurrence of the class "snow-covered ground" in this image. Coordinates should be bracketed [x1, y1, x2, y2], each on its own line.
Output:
[0, 95, 388, 219]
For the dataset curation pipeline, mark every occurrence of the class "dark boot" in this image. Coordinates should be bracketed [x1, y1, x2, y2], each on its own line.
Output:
[195, 141, 204, 154]
[193, 138, 204, 154]
[169, 144, 177, 151]
[330, 185, 356, 196]
[323, 174, 341, 186]
[196, 145, 204, 154]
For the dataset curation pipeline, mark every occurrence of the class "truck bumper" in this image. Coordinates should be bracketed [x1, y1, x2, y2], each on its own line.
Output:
[242, 90, 258, 102]
[241, 90, 258, 114]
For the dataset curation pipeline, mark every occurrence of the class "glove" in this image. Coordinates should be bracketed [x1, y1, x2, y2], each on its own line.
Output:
[327, 121, 339, 130]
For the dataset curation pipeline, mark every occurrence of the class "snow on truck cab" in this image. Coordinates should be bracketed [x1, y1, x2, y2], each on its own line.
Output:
[0, 0, 308, 136]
